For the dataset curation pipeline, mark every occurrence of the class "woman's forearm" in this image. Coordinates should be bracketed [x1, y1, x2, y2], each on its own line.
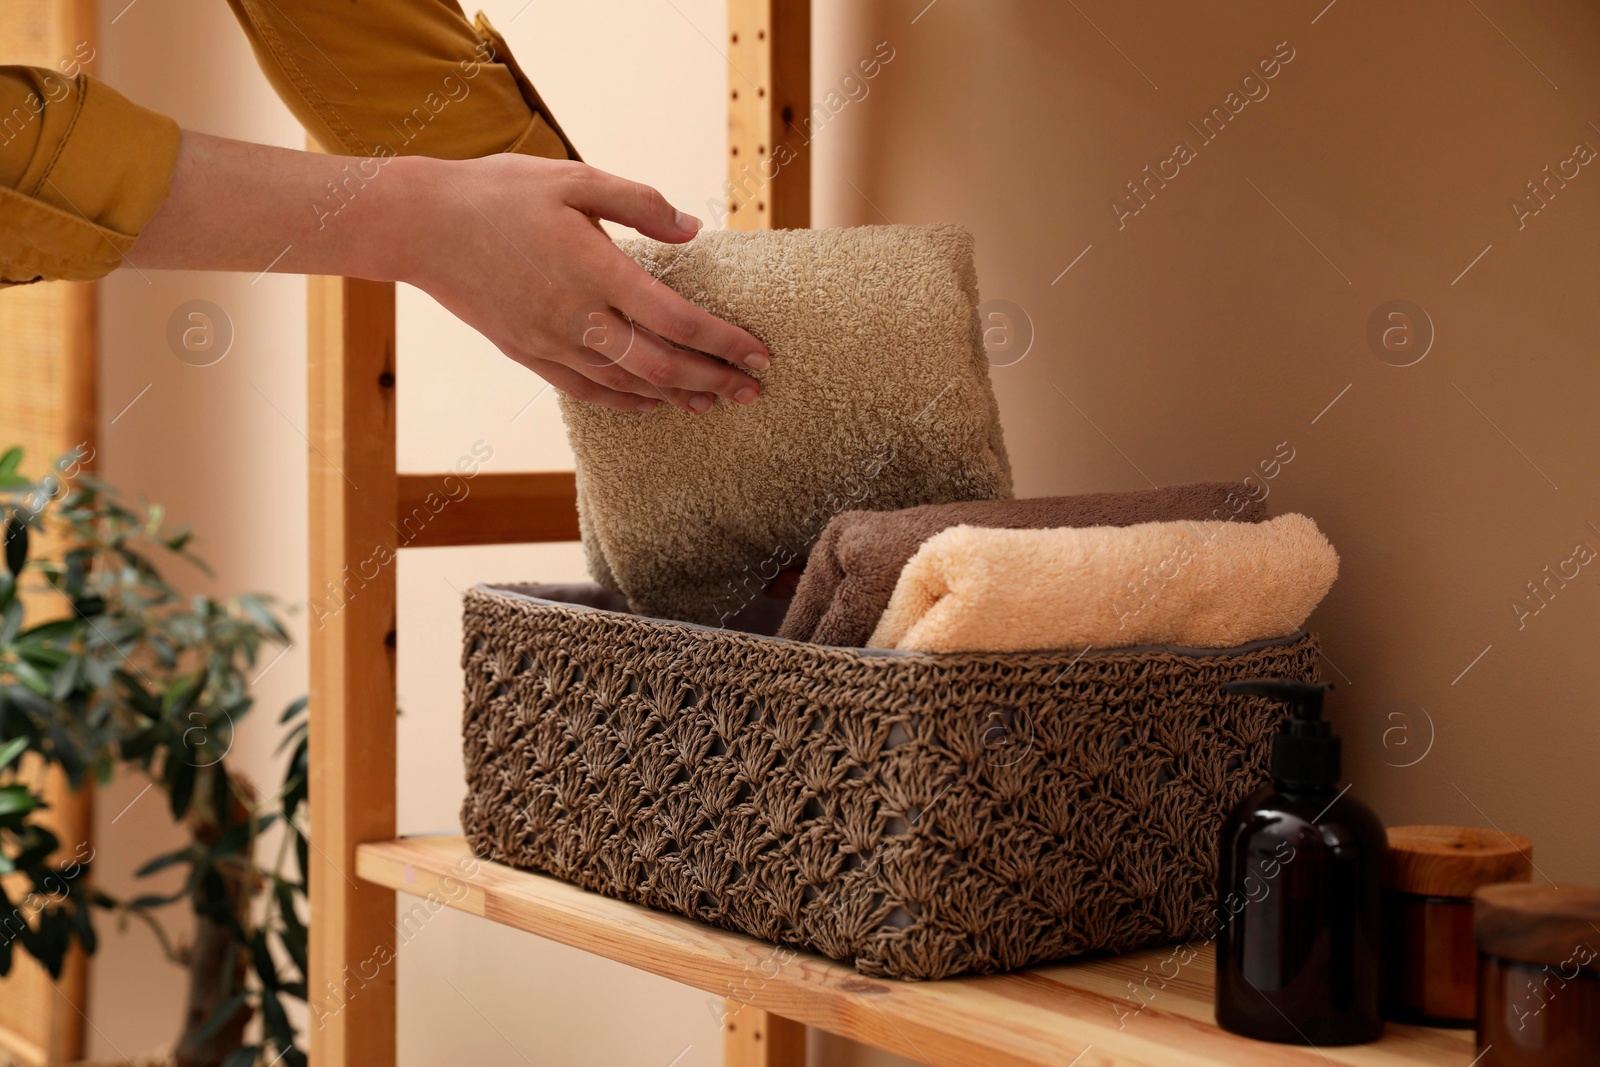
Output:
[128, 130, 770, 414]
[129, 130, 420, 281]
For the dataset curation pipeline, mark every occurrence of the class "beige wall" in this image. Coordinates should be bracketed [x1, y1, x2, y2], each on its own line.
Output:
[812, 0, 1600, 893]
[89, 0, 1598, 1064]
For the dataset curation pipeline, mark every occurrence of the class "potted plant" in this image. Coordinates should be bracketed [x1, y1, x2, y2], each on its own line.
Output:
[0, 446, 309, 1067]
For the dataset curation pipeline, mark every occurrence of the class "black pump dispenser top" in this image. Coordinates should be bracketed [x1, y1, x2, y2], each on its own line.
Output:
[1222, 679, 1340, 789]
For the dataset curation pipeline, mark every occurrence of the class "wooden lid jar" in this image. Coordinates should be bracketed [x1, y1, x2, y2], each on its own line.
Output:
[1381, 825, 1533, 1027]
[1474, 883, 1600, 1065]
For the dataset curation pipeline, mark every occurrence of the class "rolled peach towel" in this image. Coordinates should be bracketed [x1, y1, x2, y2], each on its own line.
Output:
[866, 513, 1339, 653]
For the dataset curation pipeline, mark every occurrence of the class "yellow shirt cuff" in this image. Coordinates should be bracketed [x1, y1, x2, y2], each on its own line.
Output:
[0, 72, 180, 285]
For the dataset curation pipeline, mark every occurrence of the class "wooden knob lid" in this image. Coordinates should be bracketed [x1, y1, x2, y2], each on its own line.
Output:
[1475, 883, 1600, 972]
[1384, 825, 1532, 897]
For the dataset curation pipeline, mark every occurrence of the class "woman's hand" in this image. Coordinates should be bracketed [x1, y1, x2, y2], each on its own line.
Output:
[129, 131, 769, 412]
[398, 153, 766, 413]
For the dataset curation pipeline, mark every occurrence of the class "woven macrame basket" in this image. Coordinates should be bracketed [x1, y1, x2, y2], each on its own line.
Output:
[460, 583, 1320, 980]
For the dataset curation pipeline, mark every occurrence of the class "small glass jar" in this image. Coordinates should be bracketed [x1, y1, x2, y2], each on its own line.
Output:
[1475, 882, 1600, 1066]
[1382, 825, 1532, 1027]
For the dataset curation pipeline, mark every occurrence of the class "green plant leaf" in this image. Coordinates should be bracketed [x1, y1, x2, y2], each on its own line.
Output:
[237, 594, 289, 644]
[61, 548, 88, 597]
[260, 991, 295, 1050]
[168, 754, 196, 822]
[5, 683, 53, 716]
[70, 594, 105, 619]
[71, 899, 96, 954]
[163, 668, 207, 720]
[81, 653, 112, 690]
[0, 735, 29, 771]
[0, 784, 39, 817]
[208, 816, 262, 860]
[48, 658, 78, 701]
[134, 847, 194, 878]
[118, 724, 161, 763]
[8, 827, 57, 869]
[0, 601, 23, 646]
[10, 657, 48, 694]
[19, 907, 70, 977]
[2, 515, 27, 577]
[249, 930, 278, 991]
[17, 618, 76, 644]
[274, 881, 308, 974]
[0, 448, 22, 478]
[47, 724, 84, 785]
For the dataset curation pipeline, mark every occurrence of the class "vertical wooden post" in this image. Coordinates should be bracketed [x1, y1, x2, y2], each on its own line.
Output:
[726, 0, 811, 231]
[307, 275, 398, 1067]
[725, 2, 810, 1064]
[724, 1010, 805, 1067]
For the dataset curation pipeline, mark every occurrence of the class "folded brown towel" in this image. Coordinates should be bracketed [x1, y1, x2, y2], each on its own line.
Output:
[778, 483, 1267, 647]
[868, 514, 1337, 652]
[561, 224, 1013, 625]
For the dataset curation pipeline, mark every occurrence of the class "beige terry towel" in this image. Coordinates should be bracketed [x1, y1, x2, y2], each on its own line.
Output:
[867, 514, 1338, 653]
[562, 225, 1013, 625]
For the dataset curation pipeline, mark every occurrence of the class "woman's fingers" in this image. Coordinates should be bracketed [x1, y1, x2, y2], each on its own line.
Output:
[567, 166, 702, 243]
[566, 168, 772, 376]
[547, 311, 716, 413]
[580, 308, 760, 408]
[615, 334, 760, 408]
[567, 341, 709, 413]
[607, 256, 771, 375]
[529, 359, 661, 414]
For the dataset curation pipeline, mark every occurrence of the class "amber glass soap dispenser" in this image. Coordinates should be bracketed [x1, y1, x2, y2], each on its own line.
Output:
[1213, 680, 1386, 1046]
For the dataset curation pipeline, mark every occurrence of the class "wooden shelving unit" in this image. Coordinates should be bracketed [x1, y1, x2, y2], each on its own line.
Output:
[357, 836, 1476, 1067]
[306, 3, 1471, 1065]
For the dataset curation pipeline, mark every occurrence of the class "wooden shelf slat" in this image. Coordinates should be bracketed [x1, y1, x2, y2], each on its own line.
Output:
[356, 836, 1477, 1067]
[394, 470, 579, 548]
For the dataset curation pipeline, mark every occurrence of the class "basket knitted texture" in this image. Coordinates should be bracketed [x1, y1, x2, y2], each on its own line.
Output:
[460, 585, 1320, 980]
[562, 224, 1014, 625]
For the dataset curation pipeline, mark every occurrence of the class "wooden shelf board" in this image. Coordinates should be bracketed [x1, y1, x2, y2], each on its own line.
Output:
[356, 836, 1477, 1067]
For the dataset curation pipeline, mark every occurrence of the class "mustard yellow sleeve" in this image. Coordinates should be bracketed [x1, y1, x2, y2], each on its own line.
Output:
[0, 68, 181, 286]
[224, 0, 578, 162]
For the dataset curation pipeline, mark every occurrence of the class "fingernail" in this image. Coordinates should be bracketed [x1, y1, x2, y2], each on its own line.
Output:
[744, 352, 769, 370]
[734, 386, 758, 405]
[689, 394, 713, 413]
[636, 399, 658, 412]
[676, 210, 701, 233]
